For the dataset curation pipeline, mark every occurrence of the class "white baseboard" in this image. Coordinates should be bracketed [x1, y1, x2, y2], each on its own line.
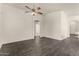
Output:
[2, 37, 34, 45]
[43, 35, 69, 40]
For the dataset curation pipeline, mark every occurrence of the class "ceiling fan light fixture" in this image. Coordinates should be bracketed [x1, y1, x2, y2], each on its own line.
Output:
[31, 12, 37, 16]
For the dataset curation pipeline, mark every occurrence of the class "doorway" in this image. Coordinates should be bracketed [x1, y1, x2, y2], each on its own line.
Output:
[70, 20, 79, 37]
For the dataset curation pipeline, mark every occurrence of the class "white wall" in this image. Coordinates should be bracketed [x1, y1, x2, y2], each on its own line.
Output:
[0, 4, 43, 48]
[43, 11, 69, 40]
[0, 4, 4, 47]
[60, 11, 70, 39]
[0, 4, 34, 47]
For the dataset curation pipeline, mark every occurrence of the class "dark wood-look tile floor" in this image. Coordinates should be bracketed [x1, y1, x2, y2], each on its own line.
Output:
[0, 35, 79, 56]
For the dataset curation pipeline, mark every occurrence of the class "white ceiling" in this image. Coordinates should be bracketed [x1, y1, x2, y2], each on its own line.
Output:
[4, 3, 79, 16]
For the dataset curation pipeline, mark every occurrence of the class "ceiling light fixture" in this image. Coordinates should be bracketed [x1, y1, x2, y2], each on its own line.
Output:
[31, 12, 37, 16]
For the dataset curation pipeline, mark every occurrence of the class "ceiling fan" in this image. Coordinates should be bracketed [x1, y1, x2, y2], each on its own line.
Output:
[25, 4, 43, 16]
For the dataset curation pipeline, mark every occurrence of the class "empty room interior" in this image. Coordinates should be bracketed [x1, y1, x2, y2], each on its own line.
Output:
[0, 3, 79, 56]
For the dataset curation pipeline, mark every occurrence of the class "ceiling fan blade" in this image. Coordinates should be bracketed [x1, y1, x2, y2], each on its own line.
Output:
[25, 5, 33, 11]
[25, 5, 36, 12]
[37, 12, 43, 15]
[25, 11, 31, 13]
